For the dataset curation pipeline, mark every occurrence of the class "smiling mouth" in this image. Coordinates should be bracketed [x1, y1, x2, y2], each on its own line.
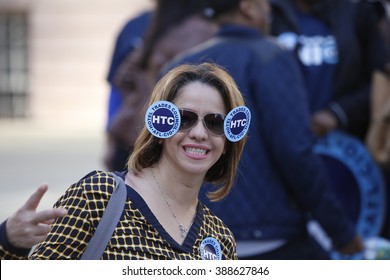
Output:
[185, 147, 208, 155]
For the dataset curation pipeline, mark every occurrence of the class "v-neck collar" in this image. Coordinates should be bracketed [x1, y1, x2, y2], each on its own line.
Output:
[126, 183, 204, 253]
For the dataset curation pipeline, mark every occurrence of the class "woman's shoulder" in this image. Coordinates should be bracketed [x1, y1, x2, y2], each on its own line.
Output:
[56, 170, 119, 206]
[78, 170, 116, 186]
[71, 169, 112, 187]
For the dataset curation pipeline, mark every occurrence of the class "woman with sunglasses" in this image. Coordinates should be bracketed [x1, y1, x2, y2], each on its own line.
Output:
[28, 63, 250, 260]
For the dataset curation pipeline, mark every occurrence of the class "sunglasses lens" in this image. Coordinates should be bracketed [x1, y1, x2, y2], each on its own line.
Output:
[204, 114, 225, 135]
[179, 109, 225, 135]
[180, 110, 198, 131]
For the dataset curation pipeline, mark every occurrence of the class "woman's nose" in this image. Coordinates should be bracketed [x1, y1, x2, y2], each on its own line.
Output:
[188, 118, 208, 140]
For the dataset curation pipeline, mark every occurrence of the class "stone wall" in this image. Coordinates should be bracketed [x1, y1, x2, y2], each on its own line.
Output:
[0, 0, 153, 129]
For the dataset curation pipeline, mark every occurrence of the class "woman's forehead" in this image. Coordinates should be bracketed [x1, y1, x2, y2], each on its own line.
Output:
[174, 82, 227, 113]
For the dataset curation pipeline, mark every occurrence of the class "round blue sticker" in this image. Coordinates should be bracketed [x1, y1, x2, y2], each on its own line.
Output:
[312, 130, 387, 259]
[200, 237, 222, 260]
[224, 106, 251, 142]
[145, 101, 180, 138]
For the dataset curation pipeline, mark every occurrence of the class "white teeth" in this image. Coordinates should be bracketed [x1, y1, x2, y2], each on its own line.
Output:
[185, 147, 207, 155]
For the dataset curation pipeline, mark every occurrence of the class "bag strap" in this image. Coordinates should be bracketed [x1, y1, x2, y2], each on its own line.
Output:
[81, 172, 127, 260]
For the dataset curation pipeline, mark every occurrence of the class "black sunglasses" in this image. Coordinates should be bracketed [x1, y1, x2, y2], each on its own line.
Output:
[179, 109, 226, 136]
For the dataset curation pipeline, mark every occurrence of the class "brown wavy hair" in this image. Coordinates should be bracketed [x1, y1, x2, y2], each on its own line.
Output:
[127, 63, 247, 201]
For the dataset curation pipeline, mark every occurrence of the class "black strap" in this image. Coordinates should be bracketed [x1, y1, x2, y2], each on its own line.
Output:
[80, 173, 127, 260]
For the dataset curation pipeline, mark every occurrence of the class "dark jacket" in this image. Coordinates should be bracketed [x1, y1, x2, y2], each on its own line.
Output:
[107, 11, 153, 84]
[164, 24, 356, 250]
[270, 0, 387, 140]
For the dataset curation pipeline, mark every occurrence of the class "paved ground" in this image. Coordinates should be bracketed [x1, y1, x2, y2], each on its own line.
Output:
[0, 119, 105, 222]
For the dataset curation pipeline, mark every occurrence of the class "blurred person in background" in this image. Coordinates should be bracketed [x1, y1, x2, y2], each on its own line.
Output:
[269, 0, 389, 239]
[269, 0, 388, 140]
[365, 0, 390, 239]
[104, 4, 154, 171]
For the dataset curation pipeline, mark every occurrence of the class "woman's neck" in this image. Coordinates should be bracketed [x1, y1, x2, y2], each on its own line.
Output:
[150, 165, 201, 208]
[142, 167, 199, 244]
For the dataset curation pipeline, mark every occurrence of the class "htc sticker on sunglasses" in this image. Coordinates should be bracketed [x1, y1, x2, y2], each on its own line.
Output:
[224, 106, 251, 142]
[145, 101, 180, 138]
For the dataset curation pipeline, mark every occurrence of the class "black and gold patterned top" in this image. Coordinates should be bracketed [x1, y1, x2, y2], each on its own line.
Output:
[26, 170, 237, 260]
